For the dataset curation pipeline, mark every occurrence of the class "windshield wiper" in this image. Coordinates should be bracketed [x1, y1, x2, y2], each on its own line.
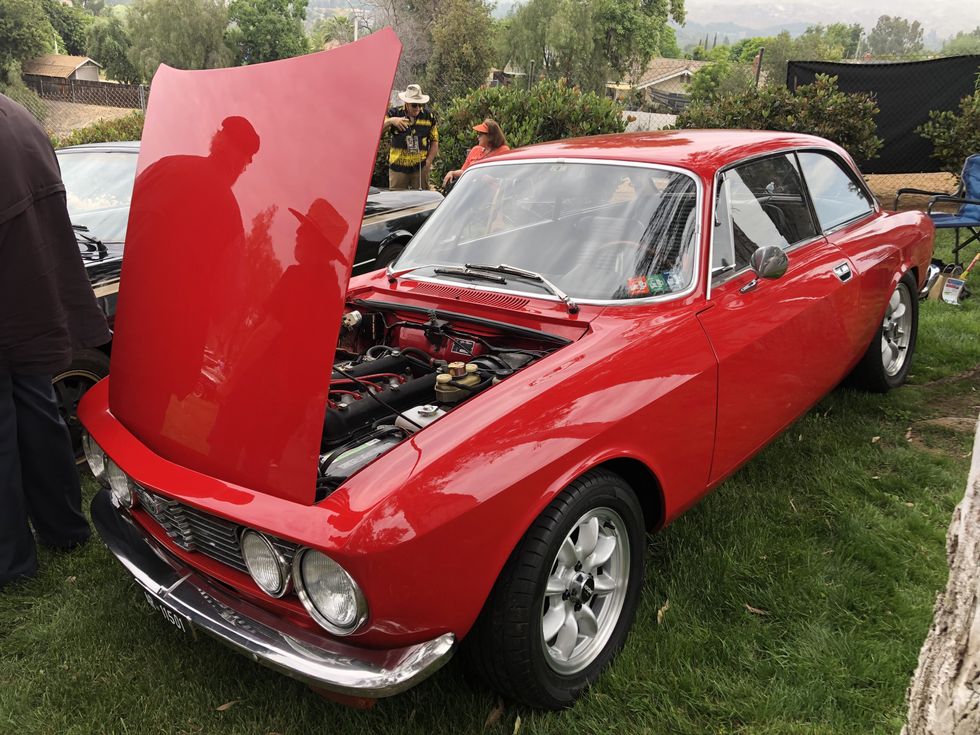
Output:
[432, 266, 507, 284]
[73, 224, 108, 260]
[464, 263, 579, 314]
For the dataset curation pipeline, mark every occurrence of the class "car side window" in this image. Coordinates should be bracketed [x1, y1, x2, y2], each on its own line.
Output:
[716, 154, 818, 274]
[797, 151, 874, 231]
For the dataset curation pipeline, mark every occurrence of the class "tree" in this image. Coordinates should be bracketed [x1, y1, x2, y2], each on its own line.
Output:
[41, 0, 92, 57]
[85, 14, 141, 84]
[917, 89, 980, 173]
[824, 22, 863, 58]
[503, 0, 685, 93]
[226, 0, 308, 65]
[941, 27, 980, 56]
[675, 74, 882, 163]
[127, 0, 233, 82]
[425, 0, 494, 102]
[0, 0, 56, 70]
[687, 58, 754, 105]
[866, 15, 923, 58]
[310, 13, 356, 50]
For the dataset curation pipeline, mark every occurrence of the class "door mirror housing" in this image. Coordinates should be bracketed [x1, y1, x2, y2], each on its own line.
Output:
[750, 245, 789, 280]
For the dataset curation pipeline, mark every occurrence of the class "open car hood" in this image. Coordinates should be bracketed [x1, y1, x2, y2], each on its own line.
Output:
[108, 32, 400, 504]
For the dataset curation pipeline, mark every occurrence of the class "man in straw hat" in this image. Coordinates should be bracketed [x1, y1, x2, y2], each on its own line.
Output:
[384, 83, 438, 190]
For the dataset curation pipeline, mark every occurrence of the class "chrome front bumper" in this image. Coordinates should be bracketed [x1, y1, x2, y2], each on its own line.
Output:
[91, 489, 455, 697]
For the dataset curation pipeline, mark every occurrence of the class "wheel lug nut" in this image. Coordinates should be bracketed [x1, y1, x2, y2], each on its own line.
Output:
[574, 602, 582, 611]
[562, 591, 569, 600]
[574, 562, 582, 571]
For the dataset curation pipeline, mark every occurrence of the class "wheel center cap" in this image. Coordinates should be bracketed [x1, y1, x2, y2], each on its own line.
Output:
[568, 572, 595, 604]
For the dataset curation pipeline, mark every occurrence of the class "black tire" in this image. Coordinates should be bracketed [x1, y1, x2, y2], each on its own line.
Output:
[375, 242, 406, 270]
[463, 469, 645, 709]
[848, 270, 918, 393]
[52, 348, 110, 463]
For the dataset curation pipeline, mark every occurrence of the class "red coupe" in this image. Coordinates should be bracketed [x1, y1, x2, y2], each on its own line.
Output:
[79, 31, 934, 708]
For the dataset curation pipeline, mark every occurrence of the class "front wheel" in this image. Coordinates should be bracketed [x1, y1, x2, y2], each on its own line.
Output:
[848, 270, 918, 393]
[464, 469, 645, 709]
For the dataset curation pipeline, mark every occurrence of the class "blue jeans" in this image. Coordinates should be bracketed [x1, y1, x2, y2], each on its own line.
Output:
[0, 371, 90, 587]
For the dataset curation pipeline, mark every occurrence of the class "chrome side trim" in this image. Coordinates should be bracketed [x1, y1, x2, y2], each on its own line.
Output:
[91, 489, 455, 698]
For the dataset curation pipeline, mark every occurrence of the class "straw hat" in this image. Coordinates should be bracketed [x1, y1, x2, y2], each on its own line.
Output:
[397, 83, 430, 104]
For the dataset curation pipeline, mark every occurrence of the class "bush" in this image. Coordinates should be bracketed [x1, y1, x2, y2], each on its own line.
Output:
[52, 110, 145, 148]
[373, 80, 626, 188]
[0, 63, 46, 121]
[674, 74, 883, 163]
[916, 89, 980, 174]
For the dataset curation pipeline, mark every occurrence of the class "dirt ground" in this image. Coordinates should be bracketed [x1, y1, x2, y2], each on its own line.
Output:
[42, 100, 139, 139]
[865, 172, 960, 212]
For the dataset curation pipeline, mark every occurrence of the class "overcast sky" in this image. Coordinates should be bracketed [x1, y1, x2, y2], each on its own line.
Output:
[681, 0, 980, 40]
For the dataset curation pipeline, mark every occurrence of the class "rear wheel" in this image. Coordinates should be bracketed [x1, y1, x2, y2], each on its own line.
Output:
[52, 349, 110, 463]
[375, 242, 407, 270]
[464, 469, 645, 709]
[848, 271, 918, 392]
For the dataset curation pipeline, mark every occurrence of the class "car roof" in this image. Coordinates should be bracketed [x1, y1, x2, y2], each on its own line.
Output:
[488, 129, 850, 177]
[56, 140, 140, 153]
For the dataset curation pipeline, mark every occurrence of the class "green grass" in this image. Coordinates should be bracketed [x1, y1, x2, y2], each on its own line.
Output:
[2, 233, 978, 734]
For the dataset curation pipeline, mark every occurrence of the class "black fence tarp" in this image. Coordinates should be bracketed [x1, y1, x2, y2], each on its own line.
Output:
[787, 56, 980, 174]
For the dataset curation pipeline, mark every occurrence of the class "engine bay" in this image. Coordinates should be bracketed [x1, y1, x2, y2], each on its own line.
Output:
[317, 300, 569, 499]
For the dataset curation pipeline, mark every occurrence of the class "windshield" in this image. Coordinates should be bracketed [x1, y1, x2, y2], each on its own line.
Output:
[57, 149, 138, 248]
[396, 161, 700, 301]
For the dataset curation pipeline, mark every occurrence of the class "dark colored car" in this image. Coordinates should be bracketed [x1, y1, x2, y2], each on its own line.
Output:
[55, 141, 442, 457]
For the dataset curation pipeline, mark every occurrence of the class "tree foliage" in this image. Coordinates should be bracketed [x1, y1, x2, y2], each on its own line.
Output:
[0, 0, 56, 70]
[424, 0, 494, 102]
[127, 0, 233, 82]
[226, 0, 308, 65]
[310, 13, 356, 50]
[675, 74, 882, 163]
[502, 0, 685, 93]
[917, 89, 980, 173]
[85, 14, 141, 83]
[687, 58, 755, 104]
[866, 15, 923, 58]
[41, 0, 92, 57]
[941, 27, 980, 57]
[434, 79, 625, 182]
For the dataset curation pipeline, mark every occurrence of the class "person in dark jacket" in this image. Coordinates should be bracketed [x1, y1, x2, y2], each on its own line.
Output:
[0, 93, 111, 587]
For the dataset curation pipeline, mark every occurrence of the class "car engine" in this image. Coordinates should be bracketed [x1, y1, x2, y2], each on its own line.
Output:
[316, 301, 566, 499]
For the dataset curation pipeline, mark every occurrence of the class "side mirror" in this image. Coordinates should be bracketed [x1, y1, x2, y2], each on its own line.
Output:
[750, 245, 789, 280]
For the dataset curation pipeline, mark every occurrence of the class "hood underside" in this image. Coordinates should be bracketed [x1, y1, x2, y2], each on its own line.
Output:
[108, 31, 401, 504]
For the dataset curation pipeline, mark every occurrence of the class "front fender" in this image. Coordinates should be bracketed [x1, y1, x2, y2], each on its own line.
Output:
[330, 307, 717, 644]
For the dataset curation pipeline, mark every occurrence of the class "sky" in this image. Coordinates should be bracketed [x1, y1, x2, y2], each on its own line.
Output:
[680, 0, 980, 41]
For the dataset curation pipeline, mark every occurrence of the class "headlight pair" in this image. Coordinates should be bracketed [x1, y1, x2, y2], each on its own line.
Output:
[83, 432, 132, 509]
[240, 532, 367, 636]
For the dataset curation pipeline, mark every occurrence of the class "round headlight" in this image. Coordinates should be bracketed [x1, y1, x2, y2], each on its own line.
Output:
[293, 549, 367, 635]
[82, 432, 106, 480]
[105, 458, 133, 509]
[241, 530, 289, 597]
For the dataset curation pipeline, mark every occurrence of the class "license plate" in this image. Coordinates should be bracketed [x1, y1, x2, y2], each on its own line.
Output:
[143, 590, 192, 636]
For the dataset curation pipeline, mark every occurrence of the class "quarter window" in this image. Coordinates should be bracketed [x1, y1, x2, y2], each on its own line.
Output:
[798, 151, 873, 231]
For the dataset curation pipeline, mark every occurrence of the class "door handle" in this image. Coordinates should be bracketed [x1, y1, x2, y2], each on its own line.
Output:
[832, 263, 852, 282]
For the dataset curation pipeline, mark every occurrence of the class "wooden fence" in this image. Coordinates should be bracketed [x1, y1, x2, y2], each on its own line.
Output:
[22, 75, 148, 110]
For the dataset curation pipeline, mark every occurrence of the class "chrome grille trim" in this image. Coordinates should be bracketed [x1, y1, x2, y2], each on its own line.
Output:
[134, 485, 298, 576]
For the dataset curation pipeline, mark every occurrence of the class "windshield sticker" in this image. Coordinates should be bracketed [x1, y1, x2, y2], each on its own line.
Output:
[627, 276, 651, 296]
[666, 272, 684, 291]
[647, 274, 669, 295]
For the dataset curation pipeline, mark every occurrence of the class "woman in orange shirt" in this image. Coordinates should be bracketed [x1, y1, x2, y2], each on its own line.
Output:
[442, 119, 510, 187]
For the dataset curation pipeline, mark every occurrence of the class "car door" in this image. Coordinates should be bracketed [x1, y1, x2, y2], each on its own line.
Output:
[697, 152, 857, 484]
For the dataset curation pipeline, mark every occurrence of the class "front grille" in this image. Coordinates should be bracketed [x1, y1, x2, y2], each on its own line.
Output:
[134, 485, 298, 574]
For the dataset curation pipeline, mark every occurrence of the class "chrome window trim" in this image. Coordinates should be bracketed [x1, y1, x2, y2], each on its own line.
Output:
[394, 157, 704, 307]
[707, 146, 873, 299]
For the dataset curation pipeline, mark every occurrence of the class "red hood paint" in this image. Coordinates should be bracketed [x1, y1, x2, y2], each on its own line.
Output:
[108, 31, 401, 504]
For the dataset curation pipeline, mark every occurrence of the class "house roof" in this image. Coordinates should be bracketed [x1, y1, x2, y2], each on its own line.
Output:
[22, 55, 102, 78]
[635, 58, 708, 88]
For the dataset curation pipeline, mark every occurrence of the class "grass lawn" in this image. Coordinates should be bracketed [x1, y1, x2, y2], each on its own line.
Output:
[2, 233, 978, 735]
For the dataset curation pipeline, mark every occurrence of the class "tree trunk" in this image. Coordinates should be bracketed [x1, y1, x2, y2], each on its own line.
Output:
[903, 411, 980, 735]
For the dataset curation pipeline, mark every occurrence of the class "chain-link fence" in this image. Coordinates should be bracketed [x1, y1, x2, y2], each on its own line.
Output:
[24, 75, 148, 141]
